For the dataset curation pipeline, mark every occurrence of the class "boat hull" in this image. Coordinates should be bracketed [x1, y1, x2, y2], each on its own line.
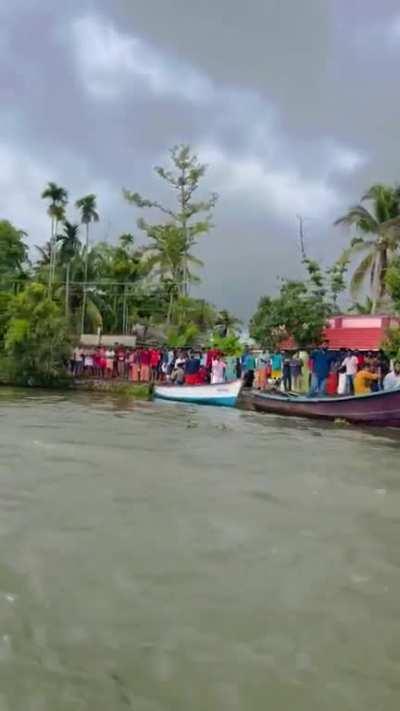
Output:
[154, 380, 242, 408]
[252, 389, 400, 427]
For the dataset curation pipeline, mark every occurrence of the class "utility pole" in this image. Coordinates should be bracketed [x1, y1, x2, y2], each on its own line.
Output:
[296, 214, 309, 261]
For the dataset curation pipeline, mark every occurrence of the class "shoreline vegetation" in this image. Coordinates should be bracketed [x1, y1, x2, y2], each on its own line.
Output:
[0, 371, 152, 398]
[2, 144, 400, 387]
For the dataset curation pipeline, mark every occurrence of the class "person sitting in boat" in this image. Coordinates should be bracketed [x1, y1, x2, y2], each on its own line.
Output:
[171, 352, 187, 385]
[354, 364, 379, 396]
[211, 354, 227, 384]
[383, 361, 400, 391]
[185, 352, 202, 385]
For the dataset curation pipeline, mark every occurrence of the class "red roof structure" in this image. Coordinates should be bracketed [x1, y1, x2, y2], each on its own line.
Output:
[281, 315, 399, 351]
[324, 315, 399, 351]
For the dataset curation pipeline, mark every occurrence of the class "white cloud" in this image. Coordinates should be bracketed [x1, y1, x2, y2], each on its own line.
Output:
[0, 144, 49, 243]
[198, 144, 340, 220]
[355, 15, 400, 49]
[0, 142, 122, 252]
[325, 143, 367, 175]
[387, 15, 400, 42]
[70, 15, 214, 104]
[68, 14, 367, 224]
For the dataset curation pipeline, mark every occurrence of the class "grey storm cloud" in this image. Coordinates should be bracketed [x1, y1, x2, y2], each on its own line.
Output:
[1, 0, 400, 318]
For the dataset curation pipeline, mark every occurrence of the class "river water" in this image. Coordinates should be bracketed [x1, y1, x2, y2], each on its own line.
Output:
[0, 389, 400, 710]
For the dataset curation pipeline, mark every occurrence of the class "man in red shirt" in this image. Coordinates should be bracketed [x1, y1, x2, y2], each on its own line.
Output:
[150, 348, 161, 381]
[140, 348, 151, 382]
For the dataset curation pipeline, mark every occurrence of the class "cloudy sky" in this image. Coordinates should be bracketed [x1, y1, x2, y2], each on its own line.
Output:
[1, 0, 400, 318]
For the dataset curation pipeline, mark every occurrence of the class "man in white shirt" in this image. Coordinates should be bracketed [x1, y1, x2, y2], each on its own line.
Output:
[341, 350, 359, 395]
[383, 362, 400, 391]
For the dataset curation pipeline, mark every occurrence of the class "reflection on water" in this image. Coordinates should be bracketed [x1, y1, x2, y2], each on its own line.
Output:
[0, 389, 400, 710]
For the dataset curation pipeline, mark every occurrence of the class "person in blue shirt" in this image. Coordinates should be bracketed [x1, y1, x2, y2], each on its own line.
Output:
[241, 348, 256, 388]
[309, 343, 333, 396]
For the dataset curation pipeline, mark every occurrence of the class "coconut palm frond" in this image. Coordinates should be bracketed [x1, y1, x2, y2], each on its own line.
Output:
[380, 215, 400, 242]
[350, 252, 375, 298]
[349, 296, 374, 314]
[370, 255, 377, 288]
[186, 254, 204, 267]
[334, 205, 378, 233]
[362, 184, 400, 224]
[75, 194, 99, 224]
[35, 242, 52, 266]
[349, 237, 375, 251]
[335, 184, 400, 305]
[85, 297, 103, 330]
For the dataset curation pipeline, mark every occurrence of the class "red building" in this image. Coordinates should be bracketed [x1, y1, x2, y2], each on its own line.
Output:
[322, 315, 399, 351]
[280, 314, 399, 351]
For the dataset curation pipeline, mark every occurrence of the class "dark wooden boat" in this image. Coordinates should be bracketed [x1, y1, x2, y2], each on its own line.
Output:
[252, 389, 400, 427]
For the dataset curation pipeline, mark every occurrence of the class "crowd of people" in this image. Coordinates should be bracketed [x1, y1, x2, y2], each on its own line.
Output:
[70, 343, 400, 395]
[70, 344, 243, 386]
[252, 345, 400, 396]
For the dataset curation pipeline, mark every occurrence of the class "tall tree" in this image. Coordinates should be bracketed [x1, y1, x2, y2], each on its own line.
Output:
[35, 242, 52, 268]
[75, 194, 99, 333]
[105, 234, 147, 333]
[143, 223, 203, 322]
[0, 220, 28, 285]
[334, 184, 400, 311]
[41, 182, 68, 293]
[215, 309, 242, 337]
[3, 282, 70, 385]
[56, 221, 81, 318]
[124, 144, 218, 296]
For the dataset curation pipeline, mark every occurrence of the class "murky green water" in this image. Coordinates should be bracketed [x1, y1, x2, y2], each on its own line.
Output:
[1, 389, 400, 710]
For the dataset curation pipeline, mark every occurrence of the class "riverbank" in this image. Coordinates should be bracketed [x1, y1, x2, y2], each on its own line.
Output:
[0, 375, 152, 399]
[71, 378, 152, 398]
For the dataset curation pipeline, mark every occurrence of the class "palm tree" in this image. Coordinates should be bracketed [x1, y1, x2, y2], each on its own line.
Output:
[56, 221, 81, 317]
[75, 194, 99, 334]
[144, 224, 202, 322]
[215, 309, 242, 337]
[35, 241, 52, 267]
[65, 244, 107, 334]
[334, 184, 400, 311]
[41, 182, 68, 293]
[348, 297, 374, 314]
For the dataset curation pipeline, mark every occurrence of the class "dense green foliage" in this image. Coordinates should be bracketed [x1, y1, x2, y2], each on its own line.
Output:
[250, 281, 331, 350]
[1, 283, 71, 385]
[209, 332, 242, 356]
[250, 258, 345, 349]
[382, 257, 400, 358]
[386, 257, 400, 311]
[0, 220, 29, 283]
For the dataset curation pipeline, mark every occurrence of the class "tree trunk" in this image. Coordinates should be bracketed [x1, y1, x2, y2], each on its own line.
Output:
[380, 248, 388, 300]
[48, 215, 55, 297]
[65, 262, 70, 319]
[122, 284, 128, 334]
[180, 177, 189, 297]
[81, 223, 89, 335]
[167, 289, 174, 325]
[372, 248, 387, 313]
[52, 218, 59, 288]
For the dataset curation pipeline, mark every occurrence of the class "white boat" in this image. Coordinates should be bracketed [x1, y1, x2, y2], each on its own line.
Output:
[154, 380, 243, 407]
